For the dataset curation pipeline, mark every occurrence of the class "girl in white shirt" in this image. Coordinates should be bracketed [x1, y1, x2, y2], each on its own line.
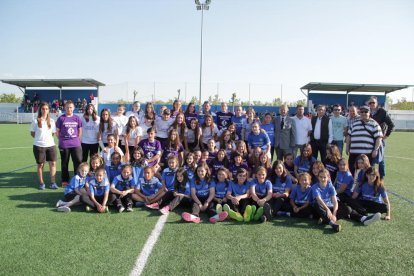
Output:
[121, 116, 143, 162]
[30, 102, 58, 190]
[81, 104, 100, 162]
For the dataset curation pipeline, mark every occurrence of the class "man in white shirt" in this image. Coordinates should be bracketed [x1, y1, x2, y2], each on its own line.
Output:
[291, 105, 312, 158]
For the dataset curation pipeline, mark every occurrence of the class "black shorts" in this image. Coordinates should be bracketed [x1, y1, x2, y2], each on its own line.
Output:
[33, 145, 57, 164]
[64, 191, 78, 201]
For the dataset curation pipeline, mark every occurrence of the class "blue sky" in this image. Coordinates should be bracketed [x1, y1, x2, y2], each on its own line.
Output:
[1, 0, 413, 103]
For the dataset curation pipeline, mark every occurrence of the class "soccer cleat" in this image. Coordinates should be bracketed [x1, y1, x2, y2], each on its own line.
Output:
[61, 181, 69, 188]
[223, 204, 231, 214]
[243, 205, 252, 222]
[126, 206, 134, 212]
[331, 223, 341, 232]
[160, 205, 170, 215]
[363, 212, 381, 226]
[145, 202, 160, 210]
[182, 212, 201, 223]
[135, 201, 145, 207]
[216, 203, 223, 214]
[209, 211, 229, 223]
[39, 184, 46, 190]
[250, 205, 257, 221]
[317, 218, 324, 225]
[50, 183, 59, 189]
[228, 210, 244, 222]
[56, 200, 65, 208]
[57, 206, 71, 213]
[253, 207, 264, 221]
[85, 206, 93, 212]
[263, 203, 272, 220]
[118, 205, 125, 213]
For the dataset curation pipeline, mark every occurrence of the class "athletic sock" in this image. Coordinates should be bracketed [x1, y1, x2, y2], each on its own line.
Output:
[276, 211, 291, 217]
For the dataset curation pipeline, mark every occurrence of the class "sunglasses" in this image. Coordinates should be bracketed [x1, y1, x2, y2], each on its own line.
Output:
[369, 102, 376, 104]
[360, 110, 369, 114]
[334, 109, 341, 111]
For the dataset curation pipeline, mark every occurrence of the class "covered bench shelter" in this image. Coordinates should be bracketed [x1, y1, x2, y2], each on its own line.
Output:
[300, 82, 412, 108]
[0, 78, 105, 102]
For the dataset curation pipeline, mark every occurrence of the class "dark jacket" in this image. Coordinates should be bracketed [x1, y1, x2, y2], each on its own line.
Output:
[371, 108, 394, 137]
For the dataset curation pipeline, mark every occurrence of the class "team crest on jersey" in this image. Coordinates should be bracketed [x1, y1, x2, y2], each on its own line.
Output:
[68, 127, 74, 136]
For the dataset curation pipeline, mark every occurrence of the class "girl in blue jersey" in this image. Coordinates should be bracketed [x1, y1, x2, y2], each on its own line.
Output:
[231, 105, 245, 139]
[158, 156, 179, 211]
[261, 112, 276, 160]
[86, 154, 104, 184]
[110, 164, 135, 213]
[183, 152, 197, 181]
[56, 162, 90, 212]
[130, 147, 147, 185]
[288, 172, 313, 218]
[133, 166, 165, 209]
[294, 144, 316, 179]
[310, 161, 325, 185]
[224, 168, 251, 222]
[247, 122, 271, 158]
[209, 149, 230, 177]
[209, 167, 230, 223]
[353, 154, 371, 188]
[206, 138, 218, 163]
[283, 153, 297, 184]
[159, 168, 192, 215]
[352, 167, 391, 220]
[311, 169, 343, 232]
[324, 144, 341, 181]
[229, 152, 250, 180]
[334, 159, 354, 202]
[182, 162, 215, 223]
[105, 152, 123, 183]
[263, 161, 293, 220]
[81, 167, 111, 213]
[250, 166, 273, 222]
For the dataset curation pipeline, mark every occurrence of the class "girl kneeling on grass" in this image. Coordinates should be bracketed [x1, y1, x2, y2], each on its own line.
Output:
[132, 166, 165, 209]
[81, 166, 111, 213]
[110, 165, 135, 213]
[182, 162, 215, 223]
[159, 168, 192, 215]
[224, 168, 251, 222]
[250, 166, 273, 223]
[351, 167, 391, 220]
[56, 162, 90, 212]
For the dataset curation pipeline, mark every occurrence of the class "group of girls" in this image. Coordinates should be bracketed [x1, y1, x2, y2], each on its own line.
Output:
[52, 100, 391, 233]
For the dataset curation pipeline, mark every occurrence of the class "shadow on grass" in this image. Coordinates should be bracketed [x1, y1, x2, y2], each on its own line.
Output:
[8, 191, 60, 209]
[0, 171, 63, 189]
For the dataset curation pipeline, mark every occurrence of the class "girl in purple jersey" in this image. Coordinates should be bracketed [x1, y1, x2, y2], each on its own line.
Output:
[138, 127, 162, 173]
[184, 102, 198, 128]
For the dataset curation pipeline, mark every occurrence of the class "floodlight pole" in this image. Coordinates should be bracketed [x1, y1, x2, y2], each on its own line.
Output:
[196, 0, 210, 111]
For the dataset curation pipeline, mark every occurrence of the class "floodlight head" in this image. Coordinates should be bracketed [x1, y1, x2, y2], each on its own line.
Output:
[196, 5, 201, 10]
[195, 0, 201, 5]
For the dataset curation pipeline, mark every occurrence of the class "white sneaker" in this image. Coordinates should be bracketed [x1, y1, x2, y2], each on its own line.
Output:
[57, 206, 71, 213]
[56, 200, 65, 208]
[363, 212, 381, 226]
[118, 206, 125, 213]
[39, 184, 46, 190]
[50, 183, 59, 189]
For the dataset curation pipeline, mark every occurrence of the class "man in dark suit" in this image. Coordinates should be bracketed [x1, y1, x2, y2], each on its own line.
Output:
[274, 104, 296, 161]
[310, 104, 333, 163]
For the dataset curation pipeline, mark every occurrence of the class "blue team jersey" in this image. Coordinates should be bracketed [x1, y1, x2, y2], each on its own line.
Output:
[176, 181, 191, 196]
[130, 161, 146, 185]
[112, 175, 134, 191]
[247, 132, 270, 151]
[64, 175, 87, 195]
[228, 181, 250, 197]
[209, 159, 225, 177]
[162, 167, 177, 191]
[191, 179, 211, 198]
[86, 172, 95, 184]
[324, 160, 338, 181]
[183, 165, 195, 181]
[231, 115, 245, 138]
[272, 175, 293, 194]
[294, 156, 316, 174]
[335, 171, 354, 197]
[311, 181, 337, 207]
[355, 182, 388, 203]
[89, 178, 110, 197]
[261, 123, 275, 146]
[211, 180, 228, 199]
[250, 179, 272, 198]
[290, 185, 312, 205]
[105, 163, 123, 183]
[136, 176, 163, 196]
[229, 163, 249, 178]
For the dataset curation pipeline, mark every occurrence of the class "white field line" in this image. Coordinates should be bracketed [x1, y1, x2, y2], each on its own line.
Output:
[129, 213, 169, 276]
[385, 155, 414, 161]
[0, 146, 32, 150]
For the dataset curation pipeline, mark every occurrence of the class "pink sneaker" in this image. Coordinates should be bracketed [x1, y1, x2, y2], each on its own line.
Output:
[209, 212, 229, 223]
[145, 203, 160, 210]
[160, 205, 170, 215]
[182, 212, 200, 223]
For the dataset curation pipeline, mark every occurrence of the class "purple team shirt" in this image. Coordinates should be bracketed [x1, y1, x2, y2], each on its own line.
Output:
[56, 114, 82, 148]
[139, 139, 162, 166]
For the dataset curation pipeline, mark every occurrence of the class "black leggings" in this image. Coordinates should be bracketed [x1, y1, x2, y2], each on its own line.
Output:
[60, 147, 83, 182]
[228, 198, 251, 214]
[81, 143, 99, 162]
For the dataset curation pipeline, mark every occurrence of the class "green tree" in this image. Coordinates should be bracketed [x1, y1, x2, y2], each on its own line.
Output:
[0, 93, 22, 103]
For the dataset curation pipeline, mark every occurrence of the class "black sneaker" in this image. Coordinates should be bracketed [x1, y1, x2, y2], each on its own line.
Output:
[331, 223, 341, 232]
[263, 203, 272, 220]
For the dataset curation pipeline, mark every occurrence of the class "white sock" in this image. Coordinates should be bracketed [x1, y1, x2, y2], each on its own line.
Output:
[360, 216, 367, 222]
[211, 214, 220, 220]
[190, 214, 198, 220]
